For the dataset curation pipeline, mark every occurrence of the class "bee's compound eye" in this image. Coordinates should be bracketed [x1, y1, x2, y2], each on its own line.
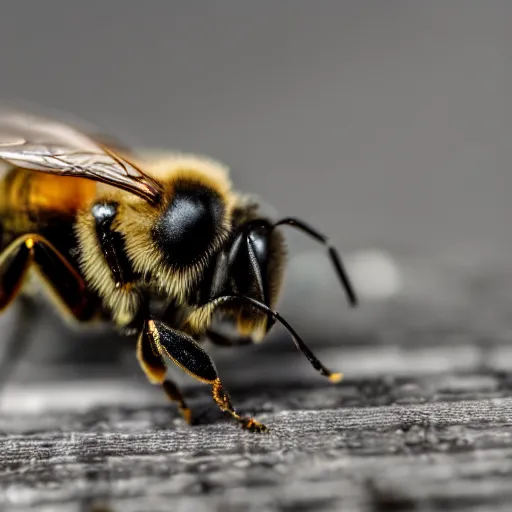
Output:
[153, 185, 225, 266]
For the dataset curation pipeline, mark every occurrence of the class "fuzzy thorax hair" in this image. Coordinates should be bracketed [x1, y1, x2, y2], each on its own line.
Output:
[76, 154, 236, 326]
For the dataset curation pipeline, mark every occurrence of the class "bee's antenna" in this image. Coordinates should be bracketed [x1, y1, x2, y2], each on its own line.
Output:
[273, 217, 358, 308]
[212, 294, 343, 383]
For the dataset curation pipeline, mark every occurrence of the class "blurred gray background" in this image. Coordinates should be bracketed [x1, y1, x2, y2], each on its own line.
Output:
[2, 5, 512, 510]
[0, 1, 510, 257]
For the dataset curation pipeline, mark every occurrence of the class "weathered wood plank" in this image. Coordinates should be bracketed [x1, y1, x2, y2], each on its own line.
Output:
[1, 374, 512, 511]
[1, 254, 512, 511]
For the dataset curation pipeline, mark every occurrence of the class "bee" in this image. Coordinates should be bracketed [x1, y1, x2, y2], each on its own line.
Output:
[0, 108, 358, 432]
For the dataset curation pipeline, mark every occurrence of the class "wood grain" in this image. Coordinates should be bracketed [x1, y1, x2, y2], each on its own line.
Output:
[1, 253, 512, 511]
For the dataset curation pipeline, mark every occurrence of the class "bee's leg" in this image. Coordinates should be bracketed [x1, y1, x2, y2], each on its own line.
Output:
[27, 235, 97, 321]
[136, 326, 193, 424]
[0, 237, 34, 311]
[189, 295, 343, 383]
[0, 234, 96, 387]
[0, 238, 38, 386]
[144, 319, 268, 433]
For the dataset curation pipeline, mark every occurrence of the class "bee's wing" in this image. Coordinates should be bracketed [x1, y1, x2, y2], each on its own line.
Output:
[0, 110, 163, 204]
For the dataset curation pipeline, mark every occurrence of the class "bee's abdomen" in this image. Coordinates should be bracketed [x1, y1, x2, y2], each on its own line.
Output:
[0, 167, 96, 263]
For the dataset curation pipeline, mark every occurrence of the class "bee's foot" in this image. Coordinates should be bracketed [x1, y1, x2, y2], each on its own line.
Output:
[180, 407, 195, 425]
[240, 417, 268, 433]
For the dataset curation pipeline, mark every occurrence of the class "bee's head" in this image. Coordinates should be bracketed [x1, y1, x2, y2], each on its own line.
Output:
[209, 218, 287, 342]
[199, 203, 359, 343]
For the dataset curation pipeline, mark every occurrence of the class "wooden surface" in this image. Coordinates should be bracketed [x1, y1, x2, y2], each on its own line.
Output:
[1, 252, 512, 511]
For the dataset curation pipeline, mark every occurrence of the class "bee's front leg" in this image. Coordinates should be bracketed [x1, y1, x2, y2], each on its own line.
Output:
[136, 318, 193, 425]
[0, 234, 98, 389]
[140, 318, 268, 433]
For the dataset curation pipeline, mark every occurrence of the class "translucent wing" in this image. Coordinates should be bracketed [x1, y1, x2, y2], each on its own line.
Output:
[0, 109, 163, 204]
